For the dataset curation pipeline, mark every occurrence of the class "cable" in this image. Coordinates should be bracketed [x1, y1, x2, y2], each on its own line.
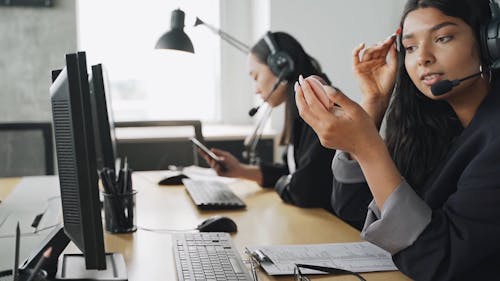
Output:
[137, 226, 197, 234]
[0, 224, 60, 239]
[0, 195, 62, 239]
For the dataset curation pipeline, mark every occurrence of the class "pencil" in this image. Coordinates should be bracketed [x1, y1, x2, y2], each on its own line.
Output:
[13, 222, 20, 281]
[26, 247, 52, 281]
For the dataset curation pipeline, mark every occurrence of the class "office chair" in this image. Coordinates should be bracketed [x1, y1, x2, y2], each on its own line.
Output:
[0, 122, 55, 177]
[114, 120, 205, 170]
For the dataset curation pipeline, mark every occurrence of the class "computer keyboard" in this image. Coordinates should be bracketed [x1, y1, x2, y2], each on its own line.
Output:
[173, 232, 252, 281]
[182, 179, 246, 210]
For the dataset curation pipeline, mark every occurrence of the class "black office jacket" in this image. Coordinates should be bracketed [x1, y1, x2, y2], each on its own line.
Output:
[332, 84, 500, 280]
[330, 173, 373, 230]
[259, 117, 335, 209]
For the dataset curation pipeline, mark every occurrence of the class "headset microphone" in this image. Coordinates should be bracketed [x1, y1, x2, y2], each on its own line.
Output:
[248, 70, 288, 117]
[430, 71, 483, 96]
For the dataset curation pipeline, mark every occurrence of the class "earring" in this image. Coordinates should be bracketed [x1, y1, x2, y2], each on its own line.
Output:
[480, 65, 493, 84]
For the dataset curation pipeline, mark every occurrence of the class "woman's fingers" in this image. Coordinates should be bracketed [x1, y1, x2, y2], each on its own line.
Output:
[388, 43, 398, 70]
[324, 87, 357, 116]
[298, 75, 329, 115]
[353, 42, 365, 65]
[306, 76, 330, 109]
[211, 148, 230, 158]
[295, 81, 319, 125]
[309, 75, 328, 85]
[358, 34, 397, 63]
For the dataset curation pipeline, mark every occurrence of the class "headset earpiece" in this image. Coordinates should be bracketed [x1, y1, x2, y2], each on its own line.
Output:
[481, 0, 500, 69]
[263, 31, 295, 78]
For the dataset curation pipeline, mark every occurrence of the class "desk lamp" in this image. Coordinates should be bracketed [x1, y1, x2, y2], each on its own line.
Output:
[155, 9, 249, 54]
[155, 9, 194, 53]
[156, 9, 268, 164]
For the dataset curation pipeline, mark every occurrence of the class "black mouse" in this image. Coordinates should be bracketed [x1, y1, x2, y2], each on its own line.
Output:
[158, 174, 189, 185]
[197, 216, 237, 233]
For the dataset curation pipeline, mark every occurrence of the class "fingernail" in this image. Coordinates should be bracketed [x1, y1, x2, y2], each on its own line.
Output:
[298, 75, 304, 85]
[396, 27, 402, 35]
[294, 81, 299, 92]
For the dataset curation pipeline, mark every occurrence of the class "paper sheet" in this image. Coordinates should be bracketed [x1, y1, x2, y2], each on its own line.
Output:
[247, 242, 397, 275]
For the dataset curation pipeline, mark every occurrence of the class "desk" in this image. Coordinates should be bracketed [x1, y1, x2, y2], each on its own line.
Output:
[0, 177, 18, 201]
[0, 173, 411, 281]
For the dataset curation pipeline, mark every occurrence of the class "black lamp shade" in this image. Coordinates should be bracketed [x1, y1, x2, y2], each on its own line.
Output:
[155, 9, 194, 53]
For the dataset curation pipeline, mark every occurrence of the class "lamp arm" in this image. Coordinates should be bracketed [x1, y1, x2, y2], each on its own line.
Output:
[195, 17, 250, 54]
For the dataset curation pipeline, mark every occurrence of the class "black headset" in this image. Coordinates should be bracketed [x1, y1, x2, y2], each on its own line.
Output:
[481, 0, 500, 69]
[263, 31, 295, 78]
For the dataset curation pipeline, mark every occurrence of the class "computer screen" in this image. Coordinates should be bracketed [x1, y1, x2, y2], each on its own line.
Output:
[50, 52, 106, 269]
[89, 63, 118, 171]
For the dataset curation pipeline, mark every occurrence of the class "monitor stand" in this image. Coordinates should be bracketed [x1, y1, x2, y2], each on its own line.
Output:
[55, 253, 127, 281]
[19, 226, 127, 281]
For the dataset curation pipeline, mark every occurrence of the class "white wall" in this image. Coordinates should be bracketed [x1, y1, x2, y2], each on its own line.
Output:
[218, 0, 254, 125]
[220, 0, 406, 131]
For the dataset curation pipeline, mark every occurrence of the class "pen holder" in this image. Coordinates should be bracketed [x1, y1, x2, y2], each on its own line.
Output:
[102, 190, 137, 233]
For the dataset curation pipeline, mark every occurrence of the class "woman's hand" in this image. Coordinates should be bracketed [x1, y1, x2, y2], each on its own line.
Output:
[296, 75, 403, 209]
[295, 76, 383, 159]
[199, 148, 243, 177]
[199, 148, 264, 185]
[353, 33, 398, 127]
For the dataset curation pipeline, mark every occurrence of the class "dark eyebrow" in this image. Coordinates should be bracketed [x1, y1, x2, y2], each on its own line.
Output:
[402, 21, 458, 40]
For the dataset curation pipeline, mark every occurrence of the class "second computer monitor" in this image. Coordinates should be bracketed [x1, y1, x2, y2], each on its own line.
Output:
[89, 63, 118, 171]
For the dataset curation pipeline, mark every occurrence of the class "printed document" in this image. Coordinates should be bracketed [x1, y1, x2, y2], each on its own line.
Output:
[246, 242, 397, 275]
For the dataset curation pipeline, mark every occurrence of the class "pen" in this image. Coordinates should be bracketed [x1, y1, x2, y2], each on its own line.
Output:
[99, 170, 112, 194]
[117, 169, 123, 194]
[244, 248, 260, 281]
[107, 168, 119, 194]
[254, 249, 271, 263]
[26, 247, 52, 281]
[13, 222, 20, 281]
[122, 157, 128, 194]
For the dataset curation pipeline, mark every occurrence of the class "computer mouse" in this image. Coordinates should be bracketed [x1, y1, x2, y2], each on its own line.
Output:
[158, 174, 189, 185]
[197, 216, 237, 233]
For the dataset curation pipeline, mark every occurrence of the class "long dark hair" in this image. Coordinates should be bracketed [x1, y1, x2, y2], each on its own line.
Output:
[251, 32, 330, 144]
[386, 0, 492, 189]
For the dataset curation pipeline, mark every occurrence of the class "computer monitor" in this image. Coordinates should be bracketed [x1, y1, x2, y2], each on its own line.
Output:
[89, 63, 118, 171]
[45, 52, 126, 280]
[51, 52, 106, 269]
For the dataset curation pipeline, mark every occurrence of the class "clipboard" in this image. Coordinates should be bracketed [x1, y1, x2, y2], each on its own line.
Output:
[246, 242, 397, 275]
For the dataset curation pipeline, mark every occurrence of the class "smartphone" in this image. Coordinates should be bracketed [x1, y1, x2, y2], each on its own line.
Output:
[191, 137, 222, 162]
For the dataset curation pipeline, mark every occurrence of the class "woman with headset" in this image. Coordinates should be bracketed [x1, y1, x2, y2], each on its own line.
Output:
[201, 32, 336, 210]
[296, 0, 500, 279]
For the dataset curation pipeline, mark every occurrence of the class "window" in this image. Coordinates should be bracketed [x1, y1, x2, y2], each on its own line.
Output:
[77, 0, 221, 122]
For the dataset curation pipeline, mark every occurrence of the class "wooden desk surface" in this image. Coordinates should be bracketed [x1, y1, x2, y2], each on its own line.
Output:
[0, 177, 19, 201]
[0, 174, 411, 281]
